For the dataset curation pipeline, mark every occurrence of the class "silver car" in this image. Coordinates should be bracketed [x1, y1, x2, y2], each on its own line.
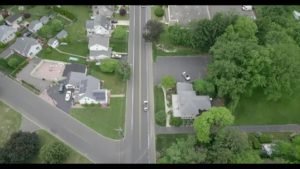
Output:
[143, 101, 148, 112]
[182, 71, 191, 81]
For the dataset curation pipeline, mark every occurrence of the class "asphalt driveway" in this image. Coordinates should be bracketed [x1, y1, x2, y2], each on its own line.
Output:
[153, 56, 211, 85]
[47, 79, 72, 113]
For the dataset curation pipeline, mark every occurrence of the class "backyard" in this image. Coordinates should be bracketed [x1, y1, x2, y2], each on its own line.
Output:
[70, 98, 126, 139]
[109, 26, 129, 53]
[29, 130, 91, 164]
[88, 63, 126, 95]
[234, 87, 300, 125]
[38, 47, 86, 64]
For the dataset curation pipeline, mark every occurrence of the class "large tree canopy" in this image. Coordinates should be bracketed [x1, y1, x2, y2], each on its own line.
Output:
[193, 107, 234, 143]
[143, 20, 164, 42]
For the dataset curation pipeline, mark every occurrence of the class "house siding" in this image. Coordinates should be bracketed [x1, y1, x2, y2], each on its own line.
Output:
[26, 44, 42, 58]
[89, 44, 108, 51]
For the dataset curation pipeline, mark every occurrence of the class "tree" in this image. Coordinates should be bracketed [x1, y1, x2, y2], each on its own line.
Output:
[233, 16, 258, 41]
[193, 107, 234, 143]
[232, 150, 263, 164]
[160, 75, 176, 90]
[170, 116, 183, 127]
[273, 135, 300, 163]
[39, 142, 70, 164]
[193, 79, 215, 96]
[51, 19, 63, 32]
[143, 20, 164, 42]
[119, 8, 127, 16]
[1, 131, 40, 163]
[154, 6, 164, 17]
[168, 24, 192, 46]
[115, 61, 131, 81]
[155, 110, 166, 126]
[159, 135, 206, 163]
[99, 59, 119, 73]
[23, 13, 31, 19]
[7, 57, 19, 68]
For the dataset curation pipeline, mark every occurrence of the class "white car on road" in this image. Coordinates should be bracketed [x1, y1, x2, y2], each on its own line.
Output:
[65, 91, 72, 101]
[143, 101, 148, 112]
[182, 71, 191, 81]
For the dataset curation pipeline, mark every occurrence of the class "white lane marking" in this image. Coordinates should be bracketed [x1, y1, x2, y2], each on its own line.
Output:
[131, 6, 136, 131]
[138, 6, 142, 149]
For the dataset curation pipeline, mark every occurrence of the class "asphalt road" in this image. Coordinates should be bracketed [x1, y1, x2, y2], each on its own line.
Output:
[0, 73, 120, 163]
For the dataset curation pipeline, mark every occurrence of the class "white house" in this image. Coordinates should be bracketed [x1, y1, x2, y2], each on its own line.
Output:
[5, 13, 23, 29]
[28, 20, 43, 33]
[91, 5, 114, 19]
[66, 72, 109, 106]
[0, 25, 17, 44]
[88, 34, 112, 60]
[10, 37, 42, 58]
[86, 16, 111, 36]
[47, 38, 59, 48]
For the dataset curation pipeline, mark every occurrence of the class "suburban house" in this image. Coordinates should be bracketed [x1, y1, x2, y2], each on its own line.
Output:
[66, 72, 109, 106]
[5, 13, 23, 29]
[0, 25, 17, 44]
[92, 5, 114, 19]
[172, 82, 211, 119]
[62, 63, 87, 77]
[47, 38, 59, 48]
[10, 37, 42, 58]
[40, 16, 49, 24]
[28, 20, 43, 33]
[88, 34, 112, 60]
[86, 15, 111, 36]
[56, 30, 68, 40]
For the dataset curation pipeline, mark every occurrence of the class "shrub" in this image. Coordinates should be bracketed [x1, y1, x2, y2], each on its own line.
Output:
[7, 58, 19, 68]
[193, 79, 215, 96]
[39, 142, 70, 164]
[0, 43, 7, 49]
[23, 13, 31, 19]
[119, 8, 127, 16]
[161, 75, 176, 90]
[259, 134, 273, 143]
[154, 6, 164, 17]
[99, 59, 119, 73]
[249, 135, 261, 149]
[170, 116, 183, 127]
[155, 110, 166, 126]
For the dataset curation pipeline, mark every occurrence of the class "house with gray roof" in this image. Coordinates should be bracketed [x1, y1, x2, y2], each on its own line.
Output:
[88, 34, 111, 60]
[0, 25, 17, 44]
[5, 13, 23, 26]
[10, 37, 42, 58]
[92, 5, 114, 18]
[86, 15, 111, 36]
[40, 16, 49, 24]
[172, 82, 211, 119]
[66, 72, 109, 106]
[47, 38, 59, 48]
[28, 20, 43, 33]
[56, 30, 68, 39]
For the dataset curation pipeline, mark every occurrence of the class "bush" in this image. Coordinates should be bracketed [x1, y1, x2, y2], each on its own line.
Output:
[161, 75, 176, 90]
[168, 25, 192, 46]
[259, 134, 273, 143]
[155, 110, 166, 126]
[170, 116, 183, 127]
[154, 6, 164, 17]
[0, 42, 7, 49]
[119, 8, 127, 16]
[23, 13, 31, 19]
[15, 32, 22, 37]
[99, 59, 119, 73]
[53, 7, 77, 21]
[39, 142, 70, 164]
[7, 57, 19, 68]
[193, 79, 215, 96]
[116, 61, 131, 81]
[249, 135, 261, 149]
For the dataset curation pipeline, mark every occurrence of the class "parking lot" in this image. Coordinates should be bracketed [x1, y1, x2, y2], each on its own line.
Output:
[168, 5, 256, 25]
[153, 56, 211, 85]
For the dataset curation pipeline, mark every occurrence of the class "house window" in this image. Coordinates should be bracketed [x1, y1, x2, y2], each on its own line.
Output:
[36, 46, 40, 50]
[29, 52, 33, 56]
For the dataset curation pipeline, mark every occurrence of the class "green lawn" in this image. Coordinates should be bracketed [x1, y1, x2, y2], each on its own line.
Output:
[25, 6, 53, 22]
[109, 26, 129, 53]
[0, 54, 28, 75]
[154, 86, 165, 113]
[156, 134, 193, 159]
[88, 64, 126, 94]
[248, 132, 292, 142]
[0, 101, 22, 147]
[57, 41, 89, 56]
[234, 88, 300, 125]
[29, 130, 91, 164]
[70, 98, 125, 139]
[38, 47, 86, 64]
[112, 13, 129, 20]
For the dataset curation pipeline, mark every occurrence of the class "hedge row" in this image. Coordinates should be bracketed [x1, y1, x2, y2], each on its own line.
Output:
[53, 7, 77, 21]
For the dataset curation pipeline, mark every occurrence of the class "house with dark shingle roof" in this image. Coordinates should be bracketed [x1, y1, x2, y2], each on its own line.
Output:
[0, 25, 17, 44]
[62, 63, 87, 77]
[172, 82, 211, 119]
[86, 15, 111, 36]
[5, 13, 23, 26]
[28, 20, 43, 33]
[10, 37, 42, 58]
[66, 72, 109, 106]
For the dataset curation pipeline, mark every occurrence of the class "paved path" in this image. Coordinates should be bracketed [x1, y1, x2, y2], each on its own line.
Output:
[110, 94, 125, 98]
[116, 20, 129, 26]
[54, 48, 86, 58]
[155, 124, 300, 134]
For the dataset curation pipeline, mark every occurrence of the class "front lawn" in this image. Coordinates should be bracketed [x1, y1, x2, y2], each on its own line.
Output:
[88, 63, 126, 94]
[38, 47, 86, 64]
[109, 26, 129, 53]
[0, 54, 28, 75]
[70, 98, 126, 139]
[234, 88, 300, 125]
[29, 130, 91, 163]
[154, 86, 166, 126]
[112, 13, 129, 20]
[0, 101, 22, 146]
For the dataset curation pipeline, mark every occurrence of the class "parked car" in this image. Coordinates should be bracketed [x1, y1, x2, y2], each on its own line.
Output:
[65, 91, 72, 101]
[111, 54, 122, 59]
[23, 32, 32, 37]
[65, 84, 74, 90]
[182, 71, 191, 81]
[143, 101, 148, 112]
[242, 5, 253, 11]
[111, 20, 118, 24]
[58, 83, 65, 93]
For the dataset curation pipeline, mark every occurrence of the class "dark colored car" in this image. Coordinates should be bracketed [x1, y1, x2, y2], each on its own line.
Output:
[58, 83, 65, 93]
[111, 20, 118, 24]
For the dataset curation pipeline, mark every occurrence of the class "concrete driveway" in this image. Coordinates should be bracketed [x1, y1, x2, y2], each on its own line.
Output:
[153, 56, 211, 85]
[47, 80, 72, 113]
